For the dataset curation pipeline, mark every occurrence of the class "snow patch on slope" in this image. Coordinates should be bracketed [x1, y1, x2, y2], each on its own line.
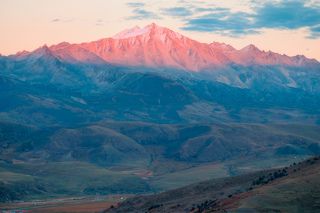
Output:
[113, 26, 149, 39]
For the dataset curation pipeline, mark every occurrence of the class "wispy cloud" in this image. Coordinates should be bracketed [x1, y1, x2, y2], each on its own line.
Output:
[127, 2, 145, 8]
[95, 19, 104, 26]
[51, 18, 73, 23]
[161, 7, 192, 17]
[124, 0, 320, 38]
[182, 11, 258, 36]
[162, 0, 320, 38]
[127, 8, 160, 20]
[51, 18, 60, 22]
[126, 2, 160, 20]
[254, 1, 320, 30]
[309, 24, 320, 38]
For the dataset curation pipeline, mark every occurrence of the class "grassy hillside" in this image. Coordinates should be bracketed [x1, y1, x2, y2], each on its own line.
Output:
[228, 158, 320, 212]
[0, 121, 319, 202]
[108, 156, 320, 213]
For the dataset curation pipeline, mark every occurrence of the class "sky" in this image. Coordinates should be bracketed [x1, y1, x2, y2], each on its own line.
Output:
[1, 0, 320, 60]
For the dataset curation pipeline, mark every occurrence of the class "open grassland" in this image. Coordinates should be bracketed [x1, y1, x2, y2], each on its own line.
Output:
[1, 156, 318, 212]
[0, 161, 150, 202]
[0, 195, 124, 213]
[0, 154, 313, 203]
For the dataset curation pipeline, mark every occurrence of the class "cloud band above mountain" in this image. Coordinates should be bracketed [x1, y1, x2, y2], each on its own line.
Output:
[128, 0, 320, 38]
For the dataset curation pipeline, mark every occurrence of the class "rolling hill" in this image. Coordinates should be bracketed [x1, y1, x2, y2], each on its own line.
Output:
[108, 156, 320, 213]
[0, 121, 319, 202]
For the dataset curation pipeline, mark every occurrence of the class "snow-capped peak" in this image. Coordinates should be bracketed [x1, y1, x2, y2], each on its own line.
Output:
[112, 23, 184, 40]
[113, 25, 148, 39]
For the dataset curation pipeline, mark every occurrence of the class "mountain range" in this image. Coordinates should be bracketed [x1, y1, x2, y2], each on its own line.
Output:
[0, 23, 320, 202]
[7, 23, 320, 71]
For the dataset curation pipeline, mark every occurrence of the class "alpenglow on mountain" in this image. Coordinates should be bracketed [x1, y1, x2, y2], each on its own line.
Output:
[8, 23, 319, 71]
[0, 23, 320, 127]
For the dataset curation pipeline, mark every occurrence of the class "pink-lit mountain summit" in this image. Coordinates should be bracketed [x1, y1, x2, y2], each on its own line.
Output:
[12, 23, 319, 71]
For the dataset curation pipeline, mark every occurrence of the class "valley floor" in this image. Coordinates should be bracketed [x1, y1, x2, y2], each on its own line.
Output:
[0, 195, 124, 213]
[1, 156, 319, 213]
